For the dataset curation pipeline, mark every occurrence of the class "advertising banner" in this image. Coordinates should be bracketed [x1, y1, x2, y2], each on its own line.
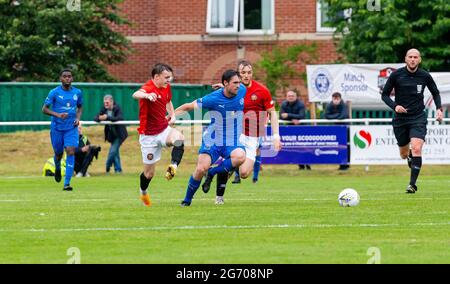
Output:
[350, 125, 450, 164]
[306, 64, 450, 108]
[306, 63, 404, 104]
[261, 126, 348, 164]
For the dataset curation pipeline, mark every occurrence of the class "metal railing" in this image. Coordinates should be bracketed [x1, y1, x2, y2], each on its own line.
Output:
[0, 118, 449, 127]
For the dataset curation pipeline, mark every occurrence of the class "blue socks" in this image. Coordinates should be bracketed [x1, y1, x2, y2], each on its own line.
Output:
[253, 155, 261, 180]
[208, 158, 234, 177]
[65, 155, 75, 186]
[183, 176, 201, 203]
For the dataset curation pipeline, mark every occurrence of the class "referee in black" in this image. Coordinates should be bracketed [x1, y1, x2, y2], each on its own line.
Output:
[381, 48, 443, 193]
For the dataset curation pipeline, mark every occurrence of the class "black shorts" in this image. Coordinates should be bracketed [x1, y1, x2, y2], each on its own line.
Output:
[393, 113, 427, 147]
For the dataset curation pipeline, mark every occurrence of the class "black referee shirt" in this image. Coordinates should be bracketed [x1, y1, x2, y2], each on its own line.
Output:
[381, 67, 442, 121]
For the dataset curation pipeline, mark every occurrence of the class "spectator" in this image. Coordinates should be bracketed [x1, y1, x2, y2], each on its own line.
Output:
[325, 92, 349, 120]
[325, 92, 350, 170]
[280, 90, 311, 170]
[94, 94, 128, 173]
[75, 123, 101, 177]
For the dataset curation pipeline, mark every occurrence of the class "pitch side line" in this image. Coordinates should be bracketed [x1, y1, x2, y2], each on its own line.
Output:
[0, 222, 449, 233]
[2, 197, 450, 203]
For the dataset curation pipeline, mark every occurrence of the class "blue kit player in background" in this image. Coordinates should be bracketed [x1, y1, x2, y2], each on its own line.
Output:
[42, 69, 83, 191]
[174, 70, 247, 206]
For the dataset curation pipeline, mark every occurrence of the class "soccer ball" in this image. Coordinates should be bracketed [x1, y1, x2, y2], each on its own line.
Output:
[338, 188, 360, 207]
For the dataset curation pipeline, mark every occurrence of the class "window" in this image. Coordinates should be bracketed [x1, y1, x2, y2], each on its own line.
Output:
[316, 1, 352, 33]
[316, 1, 334, 33]
[208, 0, 239, 33]
[206, 0, 274, 35]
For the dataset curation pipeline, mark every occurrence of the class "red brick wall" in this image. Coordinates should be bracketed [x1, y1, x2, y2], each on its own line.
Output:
[113, 0, 321, 35]
[156, 0, 207, 34]
[276, 0, 317, 33]
[112, 0, 206, 35]
[107, 0, 340, 104]
[107, 43, 157, 82]
[112, 0, 157, 36]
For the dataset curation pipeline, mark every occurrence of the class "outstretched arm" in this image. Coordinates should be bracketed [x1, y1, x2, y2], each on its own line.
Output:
[132, 89, 157, 101]
[212, 83, 224, 90]
[174, 100, 198, 117]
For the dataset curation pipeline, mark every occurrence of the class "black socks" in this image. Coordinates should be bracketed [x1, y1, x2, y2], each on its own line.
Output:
[171, 141, 184, 166]
[140, 172, 152, 191]
[410, 156, 422, 186]
[216, 172, 228, 197]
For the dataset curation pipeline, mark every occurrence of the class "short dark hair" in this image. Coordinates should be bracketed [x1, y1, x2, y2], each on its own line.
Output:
[222, 69, 240, 85]
[151, 63, 173, 78]
[237, 59, 252, 70]
[332, 92, 342, 98]
[60, 68, 72, 76]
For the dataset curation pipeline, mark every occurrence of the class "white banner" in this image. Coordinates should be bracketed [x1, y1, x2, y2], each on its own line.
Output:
[306, 63, 404, 103]
[350, 125, 450, 165]
[424, 72, 450, 107]
[306, 64, 450, 107]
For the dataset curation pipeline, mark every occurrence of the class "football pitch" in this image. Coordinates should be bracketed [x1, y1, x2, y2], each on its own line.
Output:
[0, 171, 449, 264]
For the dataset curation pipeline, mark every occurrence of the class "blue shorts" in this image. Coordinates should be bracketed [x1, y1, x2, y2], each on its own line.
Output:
[50, 127, 79, 154]
[199, 142, 245, 163]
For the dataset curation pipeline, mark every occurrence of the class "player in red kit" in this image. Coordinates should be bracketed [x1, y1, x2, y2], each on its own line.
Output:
[202, 60, 282, 204]
[132, 63, 185, 207]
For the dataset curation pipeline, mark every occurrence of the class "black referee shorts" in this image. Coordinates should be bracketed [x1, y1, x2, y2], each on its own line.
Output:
[393, 114, 427, 147]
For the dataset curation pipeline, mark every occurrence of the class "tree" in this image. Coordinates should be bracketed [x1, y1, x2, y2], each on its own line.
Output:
[324, 0, 450, 71]
[254, 43, 317, 98]
[0, 0, 131, 82]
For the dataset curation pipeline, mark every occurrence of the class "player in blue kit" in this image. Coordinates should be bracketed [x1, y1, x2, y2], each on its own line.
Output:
[174, 70, 247, 206]
[42, 69, 83, 191]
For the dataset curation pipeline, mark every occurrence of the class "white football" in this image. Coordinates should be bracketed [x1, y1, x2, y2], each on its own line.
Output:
[338, 188, 360, 207]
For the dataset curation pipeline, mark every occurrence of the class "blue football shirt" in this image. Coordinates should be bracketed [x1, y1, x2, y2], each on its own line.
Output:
[44, 86, 83, 131]
[197, 84, 246, 147]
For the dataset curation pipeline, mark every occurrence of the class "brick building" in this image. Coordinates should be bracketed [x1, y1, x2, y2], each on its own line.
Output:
[108, 0, 340, 102]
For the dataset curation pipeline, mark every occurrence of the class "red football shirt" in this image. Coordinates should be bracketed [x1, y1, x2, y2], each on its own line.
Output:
[243, 80, 274, 137]
[137, 80, 172, 135]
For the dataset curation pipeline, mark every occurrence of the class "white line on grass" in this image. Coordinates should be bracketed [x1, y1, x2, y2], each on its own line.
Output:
[2, 197, 450, 203]
[0, 222, 448, 233]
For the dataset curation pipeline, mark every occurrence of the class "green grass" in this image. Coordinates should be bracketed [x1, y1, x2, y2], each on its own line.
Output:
[0, 172, 449, 264]
[0, 128, 449, 263]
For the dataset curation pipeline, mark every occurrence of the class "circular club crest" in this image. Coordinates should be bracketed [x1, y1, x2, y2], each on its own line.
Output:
[251, 94, 257, 101]
[147, 153, 154, 161]
[73, 95, 78, 101]
[310, 68, 333, 100]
